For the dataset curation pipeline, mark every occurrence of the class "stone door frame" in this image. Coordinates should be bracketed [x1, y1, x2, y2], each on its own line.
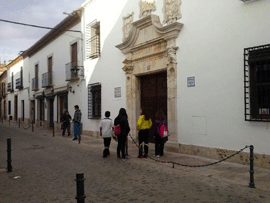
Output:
[116, 14, 183, 142]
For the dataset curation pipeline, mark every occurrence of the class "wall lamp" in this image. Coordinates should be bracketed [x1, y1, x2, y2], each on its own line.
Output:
[69, 86, 75, 94]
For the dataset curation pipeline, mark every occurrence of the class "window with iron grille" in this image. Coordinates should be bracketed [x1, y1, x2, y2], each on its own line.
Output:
[244, 44, 270, 121]
[88, 83, 101, 119]
[86, 20, 100, 59]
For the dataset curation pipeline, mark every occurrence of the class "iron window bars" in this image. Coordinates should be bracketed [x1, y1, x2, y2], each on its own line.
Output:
[88, 83, 101, 119]
[86, 20, 100, 59]
[244, 43, 270, 122]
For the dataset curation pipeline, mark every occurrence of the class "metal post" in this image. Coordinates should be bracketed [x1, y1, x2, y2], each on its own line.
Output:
[19, 119, 20, 128]
[7, 138, 12, 172]
[9, 118, 10, 126]
[75, 173, 86, 203]
[249, 145, 255, 188]
[32, 121, 34, 132]
[53, 122, 55, 137]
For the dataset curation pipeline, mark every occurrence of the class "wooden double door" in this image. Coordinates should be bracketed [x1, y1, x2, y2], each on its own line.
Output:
[140, 71, 167, 142]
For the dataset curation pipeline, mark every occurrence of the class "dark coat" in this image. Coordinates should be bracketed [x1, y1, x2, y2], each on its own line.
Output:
[153, 119, 167, 138]
[61, 114, 71, 124]
[114, 115, 130, 136]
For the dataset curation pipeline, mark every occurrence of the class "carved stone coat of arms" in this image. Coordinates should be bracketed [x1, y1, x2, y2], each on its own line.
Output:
[122, 13, 134, 42]
[139, 0, 156, 18]
[163, 0, 182, 24]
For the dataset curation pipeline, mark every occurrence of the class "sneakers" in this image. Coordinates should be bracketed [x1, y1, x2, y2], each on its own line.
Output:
[122, 157, 129, 161]
[72, 137, 78, 141]
[138, 155, 143, 158]
[156, 155, 160, 158]
[143, 155, 148, 158]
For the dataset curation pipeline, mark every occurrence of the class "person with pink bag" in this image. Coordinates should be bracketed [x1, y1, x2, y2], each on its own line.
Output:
[153, 109, 168, 157]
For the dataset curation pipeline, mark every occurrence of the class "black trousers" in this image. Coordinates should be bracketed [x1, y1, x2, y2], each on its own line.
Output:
[155, 136, 164, 156]
[138, 129, 149, 156]
[117, 134, 126, 158]
[62, 122, 70, 135]
[103, 137, 111, 157]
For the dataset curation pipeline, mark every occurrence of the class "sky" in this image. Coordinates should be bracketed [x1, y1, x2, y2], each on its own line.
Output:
[0, 0, 86, 64]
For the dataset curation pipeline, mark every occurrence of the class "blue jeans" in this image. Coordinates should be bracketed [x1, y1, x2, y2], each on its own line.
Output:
[74, 122, 80, 138]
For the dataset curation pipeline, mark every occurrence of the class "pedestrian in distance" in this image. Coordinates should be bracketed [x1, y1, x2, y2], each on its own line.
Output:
[73, 105, 82, 141]
[137, 109, 152, 158]
[100, 111, 114, 158]
[153, 109, 167, 157]
[114, 108, 130, 160]
[61, 110, 71, 136]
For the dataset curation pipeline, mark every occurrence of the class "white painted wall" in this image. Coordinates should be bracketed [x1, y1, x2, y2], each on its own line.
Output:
[81, 0, 270, 155]
[81, 0, 138, 131]
[28, 22, 82, 122]
[7, 59, 30, 120]
[177, 0, 270, 154]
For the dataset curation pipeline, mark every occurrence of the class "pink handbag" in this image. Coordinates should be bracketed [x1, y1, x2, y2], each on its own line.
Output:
[114, 124, 121, 135]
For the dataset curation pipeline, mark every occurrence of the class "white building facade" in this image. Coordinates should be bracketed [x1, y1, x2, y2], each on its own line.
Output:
[24, 10, 83, 130]
[6, 56, 30, 124]
[80, 0, 270, 168]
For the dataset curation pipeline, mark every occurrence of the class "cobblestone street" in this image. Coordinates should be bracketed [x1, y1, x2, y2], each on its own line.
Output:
[1, 122, 270, 203]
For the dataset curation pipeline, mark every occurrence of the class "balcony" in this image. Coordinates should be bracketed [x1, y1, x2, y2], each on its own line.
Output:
[65, 62, 80, 81]
[42, 72, 53, 88]
[32, 78, 38, 91]
[7, 82, 13, 92]
[16, 78, 23, 89]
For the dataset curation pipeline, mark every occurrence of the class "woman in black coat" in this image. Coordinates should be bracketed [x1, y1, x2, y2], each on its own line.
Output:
[114, 108, 130, 160]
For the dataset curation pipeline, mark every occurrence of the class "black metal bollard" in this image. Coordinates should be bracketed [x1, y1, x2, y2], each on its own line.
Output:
[19, 119, 20, 128]
[53, 122, 55, 137]
[32, 121, 34, 132]
[7, 138, 12, 172]
[75, 173, 86, 203]
[249, 145, 255, 188]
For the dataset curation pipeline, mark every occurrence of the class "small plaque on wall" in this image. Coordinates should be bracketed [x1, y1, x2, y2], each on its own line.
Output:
[187, 76, 195, 87]
[114, 87, 121, 98]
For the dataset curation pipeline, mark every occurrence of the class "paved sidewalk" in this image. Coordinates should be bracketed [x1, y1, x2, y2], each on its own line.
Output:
[1, 121, 270, 202]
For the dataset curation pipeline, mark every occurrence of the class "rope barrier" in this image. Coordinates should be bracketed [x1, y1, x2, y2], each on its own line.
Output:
[20, 122, 32, 130]
[128, 133, 250, 168]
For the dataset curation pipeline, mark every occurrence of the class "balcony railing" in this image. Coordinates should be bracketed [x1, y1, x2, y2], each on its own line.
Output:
[65, 62, 79, 81]
[7, 82, 13, 92]
[16, 78, 23, 89]
[42, 72, 53, 88]
[32, 78, 38, 91]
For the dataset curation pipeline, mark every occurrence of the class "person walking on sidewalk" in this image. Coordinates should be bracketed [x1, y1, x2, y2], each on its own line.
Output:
[153, 109, 167, 157]
[100, 111, 113, 158]
[137, 109, 152, 158]
[73, 105, 81, 141]
[114, 108, 130, 160]
[61, 110, 71, 136]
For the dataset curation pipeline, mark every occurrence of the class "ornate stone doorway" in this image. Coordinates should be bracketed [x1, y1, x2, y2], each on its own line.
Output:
[116, 14, 183, 142]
